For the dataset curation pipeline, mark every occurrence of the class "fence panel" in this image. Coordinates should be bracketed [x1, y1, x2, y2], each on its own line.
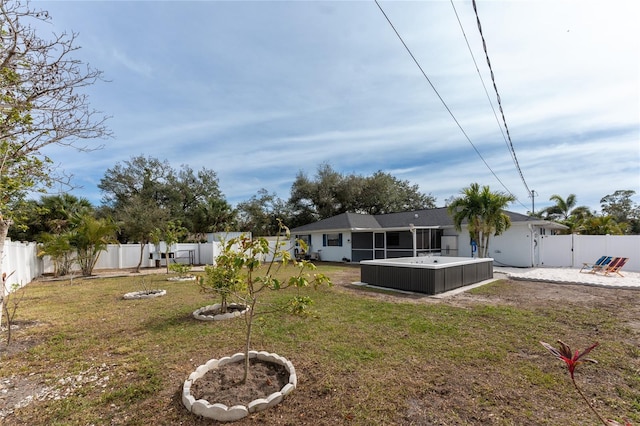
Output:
[539, 234, 573, 267]
[2, 240, 42, 294]
[539, 234, 640, 271]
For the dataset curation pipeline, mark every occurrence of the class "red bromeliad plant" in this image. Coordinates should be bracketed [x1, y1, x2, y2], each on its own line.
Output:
[540, 340, 632, 426]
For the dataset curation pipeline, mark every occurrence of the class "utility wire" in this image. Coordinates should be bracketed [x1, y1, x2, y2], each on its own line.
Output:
[449, 0, 515, 168]
[471, 0, 532, 198]
[374, 0, 528, 210]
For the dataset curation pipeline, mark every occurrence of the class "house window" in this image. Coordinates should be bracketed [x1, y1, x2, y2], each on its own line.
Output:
[323, 233, 343, 247]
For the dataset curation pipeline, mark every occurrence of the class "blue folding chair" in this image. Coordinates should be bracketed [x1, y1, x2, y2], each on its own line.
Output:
[579, 256, 611, 273]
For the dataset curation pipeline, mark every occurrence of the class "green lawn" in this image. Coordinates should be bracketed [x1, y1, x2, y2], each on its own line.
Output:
[1, 264, 638, 425]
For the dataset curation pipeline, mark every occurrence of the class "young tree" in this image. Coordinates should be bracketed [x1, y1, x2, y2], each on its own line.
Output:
[70, 214, 119, 276]
[37, 231, 74, 277]
[151, 221, 187, 274]
[198, 241, 245, 314]
[118, 193, 169, 272]
[447, 183, 515, 258]
[212, 222, 331, 383]
[1, 2, 110, 314]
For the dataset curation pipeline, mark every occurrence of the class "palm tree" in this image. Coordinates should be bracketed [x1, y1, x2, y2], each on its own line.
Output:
[447, 183, 515, 258]
[41, 194, 93, 234]
[544, 194, 590, 220]
[37, 232, 75, 277]
[70, 214, 119, 276]
[578, 216, 625, 235]
[542, 194, 591, 234]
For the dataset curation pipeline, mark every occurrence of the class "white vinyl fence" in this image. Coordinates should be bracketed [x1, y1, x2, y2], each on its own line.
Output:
[1, 241, 222, 295]
[1, 240, 43, 294]
[539, 234, 640, 272]
[2, 237, 289, 294]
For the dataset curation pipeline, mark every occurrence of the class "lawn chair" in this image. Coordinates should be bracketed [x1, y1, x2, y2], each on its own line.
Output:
[579, 256, 611, 273]
[603, 257, 628, 277]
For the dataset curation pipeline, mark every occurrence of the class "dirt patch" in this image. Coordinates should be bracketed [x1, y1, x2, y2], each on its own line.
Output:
[0, 320, 43, 358]
[189, 358, 289, 407]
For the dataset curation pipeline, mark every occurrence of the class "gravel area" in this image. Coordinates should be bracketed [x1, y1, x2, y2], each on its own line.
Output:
[495, 266, 640, 289]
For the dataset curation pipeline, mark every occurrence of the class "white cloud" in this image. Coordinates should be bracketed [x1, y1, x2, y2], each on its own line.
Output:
[31, 0, 640, 216]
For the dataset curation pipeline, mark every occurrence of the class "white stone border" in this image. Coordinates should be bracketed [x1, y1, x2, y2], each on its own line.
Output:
[192, 303, 249, 321]
[122, 289, 167, 300]
[167, 275, 197, 282]
[182, 351, 297, 422]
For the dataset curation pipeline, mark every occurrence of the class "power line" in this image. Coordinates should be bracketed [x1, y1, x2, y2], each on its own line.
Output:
[470, 0, 532, 197]
[374, 0, 529, 211]
[449, 0, 516, 170]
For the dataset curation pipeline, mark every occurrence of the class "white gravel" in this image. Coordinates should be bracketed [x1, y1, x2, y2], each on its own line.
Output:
[495, 266, 640, 289]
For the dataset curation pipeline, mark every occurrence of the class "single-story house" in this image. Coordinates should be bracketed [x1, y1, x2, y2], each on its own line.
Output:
[290, 207, 567, 267]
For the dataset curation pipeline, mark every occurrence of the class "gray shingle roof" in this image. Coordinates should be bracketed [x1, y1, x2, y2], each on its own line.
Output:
[291, 207, 566, 233]
[375, 207, 454, 228]
[291, 212, 381, 233]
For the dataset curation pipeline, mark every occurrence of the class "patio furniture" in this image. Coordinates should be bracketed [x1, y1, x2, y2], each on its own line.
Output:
[580, 256, 612, 273]
[603, 257, 629, 277]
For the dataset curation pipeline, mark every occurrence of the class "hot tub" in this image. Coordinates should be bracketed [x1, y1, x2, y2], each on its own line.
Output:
[360, 256, 493, 295]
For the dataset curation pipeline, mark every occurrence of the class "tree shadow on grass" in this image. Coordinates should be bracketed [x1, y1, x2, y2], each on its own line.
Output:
[140, 309, 202, 333]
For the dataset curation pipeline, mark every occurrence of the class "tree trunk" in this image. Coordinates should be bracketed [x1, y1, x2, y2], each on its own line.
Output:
[482, 234, 490, 258]
[135, 242, 145, 273]
[0, 218, 11, 329]
[242, 295, 258, 384]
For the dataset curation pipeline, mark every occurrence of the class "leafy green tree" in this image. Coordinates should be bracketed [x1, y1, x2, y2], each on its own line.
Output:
[7, 194, 93, 242]
[358, 171, 435, 215]
[578, 215, 625, 235]
[288, 163, 435, 222]
[236, 188, 291, 236]
[5, 198, 46, 242]
[70, 215, 119, 276]
[99, 155, 172, 209]
[188, 195, 236, 239]
[166, 165, 233, 235]
[447, 183, 515, 258]
[600, 190, 639, 234]
[99, 155, 233, 240]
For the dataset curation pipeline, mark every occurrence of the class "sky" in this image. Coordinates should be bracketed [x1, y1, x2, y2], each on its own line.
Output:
[32, 0, 640, 215]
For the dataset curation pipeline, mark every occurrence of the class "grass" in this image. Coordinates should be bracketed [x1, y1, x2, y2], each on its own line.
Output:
[1, 264, 639, 425]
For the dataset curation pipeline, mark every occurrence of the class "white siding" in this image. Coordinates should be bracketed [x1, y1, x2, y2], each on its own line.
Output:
[308, 232, 352, 262]
[449, 224, 538, 267]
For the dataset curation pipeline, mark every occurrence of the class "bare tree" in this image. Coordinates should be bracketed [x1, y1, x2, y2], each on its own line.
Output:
[0, 1, 110, 322]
